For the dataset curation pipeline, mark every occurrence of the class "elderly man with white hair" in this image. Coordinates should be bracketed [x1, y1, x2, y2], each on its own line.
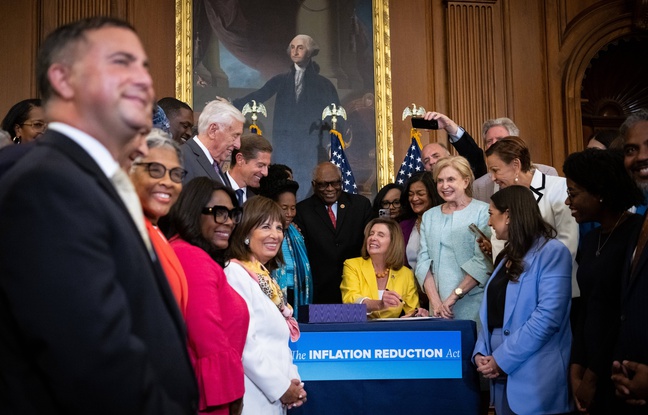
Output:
[180, 98, 244, 186]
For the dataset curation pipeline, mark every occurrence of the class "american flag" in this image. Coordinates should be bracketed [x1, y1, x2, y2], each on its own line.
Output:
[329, 129, 358, 194]
[396, 128, 424, 185]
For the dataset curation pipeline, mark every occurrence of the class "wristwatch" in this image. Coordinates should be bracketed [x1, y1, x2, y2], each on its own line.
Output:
[454, 287, 465, 299]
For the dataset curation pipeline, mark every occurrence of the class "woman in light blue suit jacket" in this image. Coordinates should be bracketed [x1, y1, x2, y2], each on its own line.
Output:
[415, 156, 492, 324]
[473, 186, 573, 415]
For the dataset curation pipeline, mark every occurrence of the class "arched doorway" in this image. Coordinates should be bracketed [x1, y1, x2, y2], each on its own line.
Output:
[581, 36, 648, 147]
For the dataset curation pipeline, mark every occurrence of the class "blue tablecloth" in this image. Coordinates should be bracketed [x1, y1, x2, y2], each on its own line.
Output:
[292, 318, 480, 415]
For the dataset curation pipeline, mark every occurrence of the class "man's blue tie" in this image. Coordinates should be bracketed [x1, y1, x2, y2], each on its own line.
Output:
[236, 188, 245, 206]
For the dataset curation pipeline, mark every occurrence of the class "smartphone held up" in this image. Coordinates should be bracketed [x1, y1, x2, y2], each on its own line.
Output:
[411, 117, 439, 130]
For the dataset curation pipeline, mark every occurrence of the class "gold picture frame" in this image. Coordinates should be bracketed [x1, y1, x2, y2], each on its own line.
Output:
[174, 0, 393, 189]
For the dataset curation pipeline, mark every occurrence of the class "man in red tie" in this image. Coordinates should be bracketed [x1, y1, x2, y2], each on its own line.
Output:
[294, 162, 372, 304]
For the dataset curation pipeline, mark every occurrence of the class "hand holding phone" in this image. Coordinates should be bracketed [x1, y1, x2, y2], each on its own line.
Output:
[411, 117, 439, 130]
[468, 223, 488, 240]
[470, 223, 492, 258]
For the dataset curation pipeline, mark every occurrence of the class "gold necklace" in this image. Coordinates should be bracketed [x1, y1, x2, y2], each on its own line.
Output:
[375, 269, 390, 278]
[596, 212, 627, 257]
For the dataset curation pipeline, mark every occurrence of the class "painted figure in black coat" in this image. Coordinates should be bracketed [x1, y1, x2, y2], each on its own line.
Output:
[233, 35, 339, 197]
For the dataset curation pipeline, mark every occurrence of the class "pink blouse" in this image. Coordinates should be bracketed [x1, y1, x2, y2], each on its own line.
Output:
[170, 237, 250, 414]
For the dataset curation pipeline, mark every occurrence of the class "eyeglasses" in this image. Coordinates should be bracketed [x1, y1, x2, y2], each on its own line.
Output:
[381, 199, 401, 209]
[313, 180, 342, 191]
[566, 189, 579, 201]
[133, 162, 186, 183]
[21, 121, 47, 131]
[202, 205, 243, 224]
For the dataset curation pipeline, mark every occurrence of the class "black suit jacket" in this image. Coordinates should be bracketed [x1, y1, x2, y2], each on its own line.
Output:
[615, 215, 648, 365]
[180, 137, 229, 186]
[449, 130, 487, 179]
[294, 192, 372, 304]
[0, 140, 36, 178]
[0, 131, 197, 414]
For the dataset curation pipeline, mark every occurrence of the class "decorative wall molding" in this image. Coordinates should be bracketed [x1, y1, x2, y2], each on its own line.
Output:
[445, 1, 506, 142]
[40, 0, 130, 43]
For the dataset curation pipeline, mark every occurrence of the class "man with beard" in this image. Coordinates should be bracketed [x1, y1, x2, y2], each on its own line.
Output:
[612, 108, 648, 412]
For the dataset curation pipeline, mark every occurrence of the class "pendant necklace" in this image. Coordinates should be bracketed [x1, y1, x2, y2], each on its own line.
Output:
[596, 212, 626, 257]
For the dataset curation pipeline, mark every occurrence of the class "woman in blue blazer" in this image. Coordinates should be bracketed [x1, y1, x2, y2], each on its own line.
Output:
[473, 186, 573, 415]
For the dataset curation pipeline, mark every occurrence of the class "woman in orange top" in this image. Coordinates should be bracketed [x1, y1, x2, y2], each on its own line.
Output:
[129, 128, 188, 315]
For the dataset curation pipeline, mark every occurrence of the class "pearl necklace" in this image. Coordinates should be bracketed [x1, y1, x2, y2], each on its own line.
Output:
[596, 212, 627, 257]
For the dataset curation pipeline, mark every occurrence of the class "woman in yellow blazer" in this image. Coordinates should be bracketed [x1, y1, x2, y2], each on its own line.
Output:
[341, 218, 427, 319]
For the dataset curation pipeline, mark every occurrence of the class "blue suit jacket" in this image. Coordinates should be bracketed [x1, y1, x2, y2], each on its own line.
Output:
[473, 237, 573, 415]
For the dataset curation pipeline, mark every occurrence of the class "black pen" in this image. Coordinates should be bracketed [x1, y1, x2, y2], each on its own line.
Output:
[386, 289, 404, 303]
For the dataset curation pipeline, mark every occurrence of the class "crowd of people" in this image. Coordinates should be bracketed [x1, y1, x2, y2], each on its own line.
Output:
[1, 15, 648, 415]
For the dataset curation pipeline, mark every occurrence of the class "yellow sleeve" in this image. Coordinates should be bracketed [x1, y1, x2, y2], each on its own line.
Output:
[400, 268, 420, 314]
[340, 258, 370, 304]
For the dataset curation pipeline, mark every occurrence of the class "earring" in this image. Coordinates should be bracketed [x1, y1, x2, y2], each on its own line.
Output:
[244, 237, 250, 245]
[12, 136, 21, 144]
[514, 174, 518, 183]
[599, 198, 603, 203]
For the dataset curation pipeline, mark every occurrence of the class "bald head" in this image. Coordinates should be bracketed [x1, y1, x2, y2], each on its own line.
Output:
[312, 162, 342, 205]
[422, 143, 450, 172]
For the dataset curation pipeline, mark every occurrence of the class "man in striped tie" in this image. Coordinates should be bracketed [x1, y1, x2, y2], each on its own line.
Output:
[180, 98, 244, 187]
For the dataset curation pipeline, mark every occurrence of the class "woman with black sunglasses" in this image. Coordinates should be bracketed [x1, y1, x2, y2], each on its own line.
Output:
[166, 176, 248, 415]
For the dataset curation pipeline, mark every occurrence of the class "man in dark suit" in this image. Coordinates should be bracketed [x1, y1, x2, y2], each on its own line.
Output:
[0, 17, 197, 414]
[226, 133, 272, 205]
[612, 108, 648, 411]
[294, 162, 372, 303]
[180, 98, 244, 186]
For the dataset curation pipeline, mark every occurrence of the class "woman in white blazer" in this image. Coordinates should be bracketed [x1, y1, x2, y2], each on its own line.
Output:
[473, 186, 573, 415]
[224, 197, 306, 414]
[484, 136, 579, 297]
